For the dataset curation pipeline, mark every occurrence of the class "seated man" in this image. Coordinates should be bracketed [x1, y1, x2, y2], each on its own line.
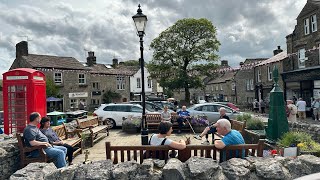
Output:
[40, 116, 77, 165]
[214, 119, 245, 161]
[176, 106, 190, 133]
[194, 107, 230, 144]
[23, 112, 67, 168]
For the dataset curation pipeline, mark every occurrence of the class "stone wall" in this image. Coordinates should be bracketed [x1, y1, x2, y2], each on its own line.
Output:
[289, 122, 320, 143]
[0, 138, 20, 180]
[9, 155, 320, 180]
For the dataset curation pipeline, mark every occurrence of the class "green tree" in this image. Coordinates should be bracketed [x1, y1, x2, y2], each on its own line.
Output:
[149, 18, 220, 102]
[122, 60, 140, 67]
[46, 78, 59, 97]
[102, 90, 121, 103]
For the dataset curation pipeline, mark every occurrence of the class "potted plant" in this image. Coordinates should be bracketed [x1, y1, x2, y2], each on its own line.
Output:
[277, 131, 320, 157]
[122, 116, 142, 134]
[190, 115, 209, 133]
[241, 116, 266, 144]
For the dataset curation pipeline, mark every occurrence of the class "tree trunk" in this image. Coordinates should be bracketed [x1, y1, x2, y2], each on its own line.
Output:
[185, 87, 190, 105]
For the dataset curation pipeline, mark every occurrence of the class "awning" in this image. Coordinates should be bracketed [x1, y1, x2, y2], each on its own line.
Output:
[47, 97, 62, 102]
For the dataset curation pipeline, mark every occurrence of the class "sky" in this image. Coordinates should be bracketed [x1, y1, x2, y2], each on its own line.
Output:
[0, 0, 307, 77]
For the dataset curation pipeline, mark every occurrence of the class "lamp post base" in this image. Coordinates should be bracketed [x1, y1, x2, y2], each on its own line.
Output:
[141, 129, 149, 145]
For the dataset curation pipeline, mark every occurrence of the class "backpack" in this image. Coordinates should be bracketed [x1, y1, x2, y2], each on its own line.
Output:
[143, 134, 167, 159]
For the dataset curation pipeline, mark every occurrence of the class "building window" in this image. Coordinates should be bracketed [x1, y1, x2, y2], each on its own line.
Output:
[92, 82, 99, 90]
[220, 85, 223, 90]
[78, 74, 86, 84]
[298, 48, 306, 68]
[304, 18, 310, 35]
[267, 66, 272, 81]
[117, 76, 125, 90]
[311, 14, 317, 32]
[54, 72, 62, 84]
[70, 99, 77, 108]
[257, 69, 261, 82]
[137, 78, 141, 88]
[250, 79, 254, 90]
[91, 99, 100, 105]
[231, 83, 235, 90]
[215, 85, 218, 91]
[148, 79, 152, 88]
[246, 80, 250, 91]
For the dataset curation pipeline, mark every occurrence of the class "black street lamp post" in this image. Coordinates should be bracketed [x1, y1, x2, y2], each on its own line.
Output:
[132, 4, 149, 145]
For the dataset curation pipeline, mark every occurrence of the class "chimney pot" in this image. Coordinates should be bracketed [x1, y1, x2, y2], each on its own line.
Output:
[86, 51, 96, 66]
[112, 58, 118, 67]
[273, 46, 283, 56]
[16, 41, 28, 58]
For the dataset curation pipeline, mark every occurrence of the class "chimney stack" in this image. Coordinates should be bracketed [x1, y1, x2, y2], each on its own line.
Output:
[239, 62, 244, 66]
[112, 58, 118, 67]
[86, 51, 96, 66]
[16, 41, 28, 58]
[221, 60, 229, 67]
[273, 46, 283, 56]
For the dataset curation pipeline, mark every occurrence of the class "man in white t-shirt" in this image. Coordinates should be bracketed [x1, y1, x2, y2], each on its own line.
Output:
[296, 98, 306, 120]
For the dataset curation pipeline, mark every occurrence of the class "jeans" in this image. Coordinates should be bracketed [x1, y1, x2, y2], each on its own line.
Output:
[177, 117, 185, 130]
[44, 146, 67, 168]
[62, 143, 75, 163]
[205, 126, 217, 139]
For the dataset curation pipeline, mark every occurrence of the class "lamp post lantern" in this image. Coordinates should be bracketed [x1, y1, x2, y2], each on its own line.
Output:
[133, 4, 149, 145]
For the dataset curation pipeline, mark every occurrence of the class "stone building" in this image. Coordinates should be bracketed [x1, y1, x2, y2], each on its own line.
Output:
[234, 58, 267, 108]
[255, 47, 287, 102]
[282, 0, 320, 108]
[10, 41, 133, 111]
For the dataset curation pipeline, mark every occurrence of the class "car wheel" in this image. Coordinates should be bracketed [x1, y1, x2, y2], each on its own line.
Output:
[106, 118, 116, 129]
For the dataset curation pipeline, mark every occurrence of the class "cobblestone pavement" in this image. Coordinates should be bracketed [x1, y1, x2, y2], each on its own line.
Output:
[72, 129, 205, 164]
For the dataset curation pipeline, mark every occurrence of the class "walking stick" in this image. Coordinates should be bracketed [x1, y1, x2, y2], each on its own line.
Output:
[185, 118, 196, 135]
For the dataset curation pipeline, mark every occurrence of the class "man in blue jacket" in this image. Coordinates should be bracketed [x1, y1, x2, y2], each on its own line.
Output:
[177, 106, 190, 133]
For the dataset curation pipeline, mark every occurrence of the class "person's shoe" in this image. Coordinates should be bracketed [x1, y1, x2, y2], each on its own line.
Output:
[69, 162, 74, 166]
[201, 140, 210, 145]
[194, 135, 202, 140]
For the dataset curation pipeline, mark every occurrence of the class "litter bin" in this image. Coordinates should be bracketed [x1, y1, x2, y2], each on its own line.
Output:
[47, 111, 67, 126]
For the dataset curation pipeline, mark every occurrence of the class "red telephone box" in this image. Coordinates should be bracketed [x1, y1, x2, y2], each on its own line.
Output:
[3, 68, 46, 134]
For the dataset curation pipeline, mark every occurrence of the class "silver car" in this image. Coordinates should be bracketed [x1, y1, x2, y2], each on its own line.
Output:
[187, 103, 241, 124]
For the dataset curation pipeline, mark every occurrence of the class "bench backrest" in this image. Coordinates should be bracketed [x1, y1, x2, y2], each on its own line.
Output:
[76, 116, 99, 129]
[106, 139, 265, 164]
[230, 119, 246, 136]
[145, 112, 180, 123]
[52, 124, 67, 140]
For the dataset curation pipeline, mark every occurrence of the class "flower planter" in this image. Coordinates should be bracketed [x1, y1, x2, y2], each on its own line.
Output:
[243, 129, 266, 144]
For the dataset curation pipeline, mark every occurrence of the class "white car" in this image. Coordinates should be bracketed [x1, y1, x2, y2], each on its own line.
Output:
[93, 103, 150, 128]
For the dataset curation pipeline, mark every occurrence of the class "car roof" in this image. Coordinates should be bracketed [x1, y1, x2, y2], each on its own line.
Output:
[190, 103, 232, 109]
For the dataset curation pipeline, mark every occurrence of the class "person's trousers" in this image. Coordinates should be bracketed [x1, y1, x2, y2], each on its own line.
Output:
[298, 111, 306, 119]
[205, 126, 217, 140]
[44, 146, 67, 168]
[177, 117, 184, 130]
[313, 108, 319, 120]
[62, 143, 74, 163]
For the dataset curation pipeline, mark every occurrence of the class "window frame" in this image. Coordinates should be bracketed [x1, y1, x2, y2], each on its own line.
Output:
[116, 76, 125, 90]
[311, 14, 317, 32]
[137, 78, 141, 88]
[78, 73, 86, 85]
[298, 48, 306, 69]
[257, 69, 261, 82]
[92, 82, 99, 90]
[304, 18, 310, 35]
[231, 83, 235, 90]
[148, 79, 152, 88]
[250, 79, 254, 90]
[267, 66, 272, 81]
[54, 72, 62, 84]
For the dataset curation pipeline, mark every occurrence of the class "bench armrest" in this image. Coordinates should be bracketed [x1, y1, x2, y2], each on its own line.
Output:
[24, 145, 47, 153]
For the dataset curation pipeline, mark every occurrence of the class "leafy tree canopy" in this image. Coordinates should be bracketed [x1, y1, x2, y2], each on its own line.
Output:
[122, 60, 140, 67]
[46, 78, 59, 97]
[148, 18, 220, 102]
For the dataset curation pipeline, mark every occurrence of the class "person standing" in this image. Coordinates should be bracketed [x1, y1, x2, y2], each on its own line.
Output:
[253, 99, 259, 113]
[311, 98, 320, 121]
[296, 98, 307, 120]
[40, 117, 78, 165]
[286, 100, 297, 122]
[260, 100, 266, 114]
[23, 112, 67, 168]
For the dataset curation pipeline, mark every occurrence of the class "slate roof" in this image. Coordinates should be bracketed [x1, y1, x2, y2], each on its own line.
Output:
[256, 51, 287, 67]
[89, 64, 139, 76]
[22, 54, 88, 70]
[207, 71, 237, 84]
[297, 0, 320, 18]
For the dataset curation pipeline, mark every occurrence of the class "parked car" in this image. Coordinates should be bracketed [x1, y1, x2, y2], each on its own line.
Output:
[150, 101, 175, 110]
[215, 102, 240, 112]
[129, 101, 163, 112]
[93, 103, 151, 128]
[187, 103, 241, 124]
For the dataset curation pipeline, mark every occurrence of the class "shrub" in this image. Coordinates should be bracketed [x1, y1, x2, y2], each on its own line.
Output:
[246, 117, 264, 130]
[236, 113, 252, 122]
[278, 131, 313, 147]
[122, 117, 142, 133]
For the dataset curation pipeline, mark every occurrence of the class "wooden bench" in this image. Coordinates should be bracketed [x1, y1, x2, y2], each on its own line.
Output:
[146, 112, 191, 132]
[51, 124, 83, 156]
[76, 116, 109, 147]
[105, 139, 265, 164]
[16, 133, 50, 168]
